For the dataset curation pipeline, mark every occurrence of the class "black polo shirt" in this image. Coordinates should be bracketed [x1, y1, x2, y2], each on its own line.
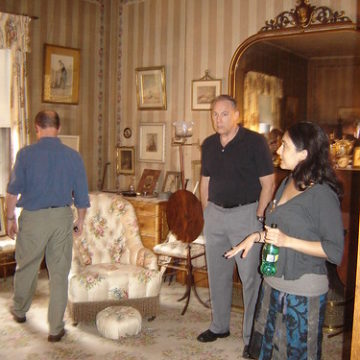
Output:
[201, 126, 273, 207]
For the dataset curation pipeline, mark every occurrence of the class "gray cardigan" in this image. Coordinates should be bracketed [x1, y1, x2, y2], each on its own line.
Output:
[265, 177, 344, 281]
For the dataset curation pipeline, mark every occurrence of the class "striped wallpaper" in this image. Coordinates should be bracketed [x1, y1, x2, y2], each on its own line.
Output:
[0, 0, 357, 191]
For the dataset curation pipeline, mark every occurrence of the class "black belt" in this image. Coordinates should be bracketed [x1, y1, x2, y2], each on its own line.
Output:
[48, 205, 70, 209]
[213, 201, 256, 209]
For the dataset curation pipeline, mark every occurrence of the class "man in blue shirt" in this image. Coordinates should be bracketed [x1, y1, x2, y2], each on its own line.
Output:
[5, 110, 90, 342]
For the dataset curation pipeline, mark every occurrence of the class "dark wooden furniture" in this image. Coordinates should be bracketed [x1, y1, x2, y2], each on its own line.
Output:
[162, 189, 208, 314]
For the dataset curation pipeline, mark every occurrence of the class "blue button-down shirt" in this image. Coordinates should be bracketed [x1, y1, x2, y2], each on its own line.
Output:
[7, 137, 90, 210]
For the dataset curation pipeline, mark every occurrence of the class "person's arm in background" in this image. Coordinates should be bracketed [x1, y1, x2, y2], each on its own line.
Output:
[200, 176, 210, 210]
[257, 174, 275, 218]
[5, 193, 18, 239]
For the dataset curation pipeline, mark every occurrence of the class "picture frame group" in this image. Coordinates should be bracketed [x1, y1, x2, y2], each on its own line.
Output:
[135, 66, 167, 110]
[116, 146, 135, 175]
[139, 123, 165, 163]
[42, 44, 80, 104]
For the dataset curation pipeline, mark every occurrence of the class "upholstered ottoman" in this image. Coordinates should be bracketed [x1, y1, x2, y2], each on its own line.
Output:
[96, 306, 142, 339]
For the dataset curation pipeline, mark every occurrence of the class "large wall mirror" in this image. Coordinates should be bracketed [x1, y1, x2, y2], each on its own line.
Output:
[229, 0, 360, 140]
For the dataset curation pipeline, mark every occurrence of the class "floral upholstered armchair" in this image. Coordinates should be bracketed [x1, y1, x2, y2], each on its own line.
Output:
[68, 192, 163, 324]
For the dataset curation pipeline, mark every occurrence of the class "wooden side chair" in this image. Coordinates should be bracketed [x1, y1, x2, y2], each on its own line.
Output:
[153, 189, 209, 315]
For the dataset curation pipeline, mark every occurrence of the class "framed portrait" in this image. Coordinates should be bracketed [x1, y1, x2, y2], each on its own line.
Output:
[162, 171, 181, 192]
[42, 44, 80, 104]
[58, 135, 80, 151]
[353, 147, 360, 167]
[139, 123, 165, 163]
[116, 146, 135, 175]
[135, 66, 167, 110]
[137, 169, 161, 195]
[0, 196, 6, 236]
[192, 71, 221, 110]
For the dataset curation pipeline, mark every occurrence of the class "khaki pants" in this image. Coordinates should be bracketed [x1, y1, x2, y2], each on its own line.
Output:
[13, 207, 73, 335]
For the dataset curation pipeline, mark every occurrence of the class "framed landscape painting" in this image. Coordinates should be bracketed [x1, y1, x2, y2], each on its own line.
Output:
[135, 66, 167, 110]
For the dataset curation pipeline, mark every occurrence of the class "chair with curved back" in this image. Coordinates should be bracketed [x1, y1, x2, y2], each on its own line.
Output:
[153, 189, 209, 315]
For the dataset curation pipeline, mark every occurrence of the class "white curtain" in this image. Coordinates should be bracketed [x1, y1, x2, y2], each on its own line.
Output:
[0, 12, 31, 165]
[243, 71, 283, 132]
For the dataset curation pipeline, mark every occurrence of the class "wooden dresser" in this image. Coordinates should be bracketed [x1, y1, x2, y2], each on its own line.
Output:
[126, 196, 168, 250]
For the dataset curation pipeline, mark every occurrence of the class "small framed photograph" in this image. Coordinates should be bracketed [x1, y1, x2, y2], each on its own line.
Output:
[162, 171, 181, 192]
[192, 71, 221, 110]
[139, 123, 165, 163]
[116, 146, 135, 175]
[137, 169, 161, 195]
[135, 66, 167, 110]
[58, 135, 80, 151]
[353, 147, 360, 167]
[0, 196, 6, 236]
[42, 44, 80, 104]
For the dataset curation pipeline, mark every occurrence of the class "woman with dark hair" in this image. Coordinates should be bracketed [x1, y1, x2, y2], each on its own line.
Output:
[225, 122, 344, 359]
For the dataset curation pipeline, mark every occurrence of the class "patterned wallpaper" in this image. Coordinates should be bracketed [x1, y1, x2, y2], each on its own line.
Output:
[0, 0, 357, 191]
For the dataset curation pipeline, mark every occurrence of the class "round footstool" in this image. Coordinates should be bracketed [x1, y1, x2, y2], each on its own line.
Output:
[96, 306, 142, 340]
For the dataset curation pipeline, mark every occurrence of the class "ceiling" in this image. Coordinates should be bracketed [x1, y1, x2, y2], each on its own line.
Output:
[263, 30, 360, 59]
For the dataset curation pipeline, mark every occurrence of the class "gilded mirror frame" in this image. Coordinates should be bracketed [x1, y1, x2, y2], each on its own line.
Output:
[228, 0, 358, 108]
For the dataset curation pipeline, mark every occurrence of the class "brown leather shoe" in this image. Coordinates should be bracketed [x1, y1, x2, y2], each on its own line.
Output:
[10, 308, 26, 323]
[48, 328, 66, 342]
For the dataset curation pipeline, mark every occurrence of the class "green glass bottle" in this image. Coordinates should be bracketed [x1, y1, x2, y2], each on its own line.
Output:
[260, 224, 279, 276]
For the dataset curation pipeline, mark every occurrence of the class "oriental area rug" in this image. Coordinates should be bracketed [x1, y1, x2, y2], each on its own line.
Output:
[0, 270, 350, 360]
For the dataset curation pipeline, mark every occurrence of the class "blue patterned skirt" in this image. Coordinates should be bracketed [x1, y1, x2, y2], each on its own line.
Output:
[249, 281, 327, 360]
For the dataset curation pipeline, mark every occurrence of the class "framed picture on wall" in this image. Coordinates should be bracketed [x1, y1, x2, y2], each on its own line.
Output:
[139, 123, 165, 163]
[116, 146, 135, 175]
[58, 135, 80, 152]
[192, 70, 221, 110]
[135, 66, 167, 110]
[0, 196, 6, 236]
[42, 44, 80, 104]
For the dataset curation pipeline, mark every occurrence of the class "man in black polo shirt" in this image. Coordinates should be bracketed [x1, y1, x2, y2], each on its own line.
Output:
[197, 95, 274, 358]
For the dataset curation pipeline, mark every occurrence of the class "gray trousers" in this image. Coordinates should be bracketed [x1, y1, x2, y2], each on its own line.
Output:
[204, 201, 262, 345]
[12, 207, 73, 335]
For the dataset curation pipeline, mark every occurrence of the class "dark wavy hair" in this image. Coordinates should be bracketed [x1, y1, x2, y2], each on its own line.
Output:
[287, 122, 343, 199]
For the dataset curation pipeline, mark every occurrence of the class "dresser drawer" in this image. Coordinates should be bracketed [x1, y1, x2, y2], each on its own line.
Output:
[127, 197, 168, 250]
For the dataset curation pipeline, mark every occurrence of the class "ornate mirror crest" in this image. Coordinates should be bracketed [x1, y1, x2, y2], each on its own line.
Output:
[260, 0, 352, 32]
